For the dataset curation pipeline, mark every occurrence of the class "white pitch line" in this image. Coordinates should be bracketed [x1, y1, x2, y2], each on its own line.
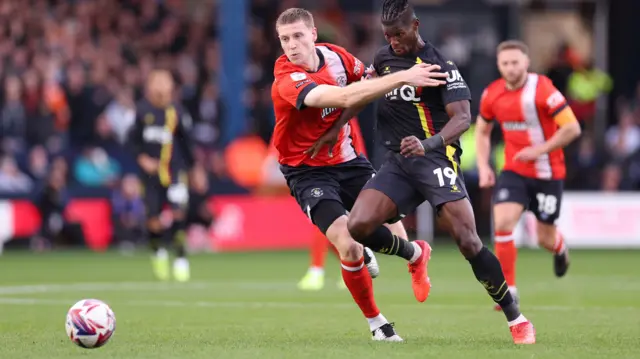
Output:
[0, 297, 637, 312]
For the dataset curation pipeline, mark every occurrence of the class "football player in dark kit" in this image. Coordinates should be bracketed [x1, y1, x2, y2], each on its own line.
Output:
[310, 0, 535, 344]
[129, 70, 195, 282]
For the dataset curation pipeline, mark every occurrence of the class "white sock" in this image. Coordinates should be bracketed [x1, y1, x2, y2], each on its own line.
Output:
[508, 314, 528, 327]
[155, 248, 168, 259]
[508, 286, 518, 296]
[409, 242, 422, 264]
[309, 266, 324, 276]
[367, 313, 389, 331]
[174, 257, 189, 269]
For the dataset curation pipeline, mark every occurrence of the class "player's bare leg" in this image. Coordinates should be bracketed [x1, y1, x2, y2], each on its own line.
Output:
[439, 198, 535, 344]
[318, 201, 401, 341]
[147, 217, 169, 281]
[536, 222, 569, 277]
[492, 202, 524, 310]
[348, 189, 431, 302]
[299, 231, 380, 291]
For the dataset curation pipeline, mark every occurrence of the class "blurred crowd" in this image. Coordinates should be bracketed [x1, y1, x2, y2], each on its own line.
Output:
[0, 0, 638, 209]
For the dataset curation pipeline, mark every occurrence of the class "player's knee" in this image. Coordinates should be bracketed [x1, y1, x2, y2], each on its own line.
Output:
[493, 204, 522, 233]
[347, 214, 376, 242]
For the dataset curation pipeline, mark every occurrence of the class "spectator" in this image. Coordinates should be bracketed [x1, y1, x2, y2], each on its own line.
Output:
[111, 174, 145, 252]
[605, 109, 640, 161]
[1, 75, 27, 155]
[0, 155, 33, 194]
[73, 147, 121, 187]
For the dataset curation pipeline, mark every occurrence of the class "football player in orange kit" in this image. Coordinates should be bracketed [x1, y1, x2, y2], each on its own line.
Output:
[475, 40, 581, 310]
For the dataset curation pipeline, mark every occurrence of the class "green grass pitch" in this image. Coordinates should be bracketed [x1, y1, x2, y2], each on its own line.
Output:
[0, 247, 638, 359]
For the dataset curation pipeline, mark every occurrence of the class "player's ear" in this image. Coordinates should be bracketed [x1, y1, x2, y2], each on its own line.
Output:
[312, 27, 318, 42]
[413, 18, 420, 31]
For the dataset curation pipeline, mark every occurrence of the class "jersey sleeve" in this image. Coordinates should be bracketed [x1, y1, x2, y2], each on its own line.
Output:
[538, 75, 568, 118]
[479, 88, 494, 121]
[274, 64, 317, 110]
[343, 52, 365, 83]
[439, 60, 472, 105]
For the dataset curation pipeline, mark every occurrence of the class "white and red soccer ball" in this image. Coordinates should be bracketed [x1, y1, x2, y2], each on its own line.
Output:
[65, 299, 116, 349]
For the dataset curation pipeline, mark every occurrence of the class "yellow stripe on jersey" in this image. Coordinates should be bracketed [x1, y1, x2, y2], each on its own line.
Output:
[159, 106, 178, 187]
[446, 145, 458, 175]
[413, 56, 432, 138]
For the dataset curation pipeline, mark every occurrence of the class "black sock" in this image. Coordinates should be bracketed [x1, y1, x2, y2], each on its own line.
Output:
[364, 226, 415, 261]
[148, 230, 163, 253]
[171, 221, 187, 258]
[468, 247, 521, 321]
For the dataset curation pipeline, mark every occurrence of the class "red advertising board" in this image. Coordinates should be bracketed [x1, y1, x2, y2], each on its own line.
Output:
[0, 195, 316, 252]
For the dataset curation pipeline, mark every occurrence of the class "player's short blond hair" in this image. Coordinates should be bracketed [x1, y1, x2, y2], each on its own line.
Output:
[276, 8, 314, 30]
[497, 40, 529, 55]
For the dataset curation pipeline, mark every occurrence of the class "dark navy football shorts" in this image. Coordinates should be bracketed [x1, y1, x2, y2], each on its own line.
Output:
[363, 148, 468, 221]
[493, 170, 563, 224]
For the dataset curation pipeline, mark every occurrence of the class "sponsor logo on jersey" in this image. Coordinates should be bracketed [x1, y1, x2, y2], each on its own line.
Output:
[546, 90, 565, 109]
[295, 79, 311, 89]
[353, 59, 363, 76]
[502, 121, 529, 131]
[385, 85, 420, 102]
[290, 72, 307, 81]
[321, 107, 339, 118]
[445, 69, 467, 91]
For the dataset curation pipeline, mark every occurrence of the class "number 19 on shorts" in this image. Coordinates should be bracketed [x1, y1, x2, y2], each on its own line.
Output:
[433, 167, 457, 187]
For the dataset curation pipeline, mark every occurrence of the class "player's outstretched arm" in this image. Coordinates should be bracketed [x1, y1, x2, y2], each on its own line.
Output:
[303, 63, 446, 109]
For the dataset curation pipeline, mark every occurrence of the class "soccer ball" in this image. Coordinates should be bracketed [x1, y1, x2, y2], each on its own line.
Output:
[65, 299, 116, 349]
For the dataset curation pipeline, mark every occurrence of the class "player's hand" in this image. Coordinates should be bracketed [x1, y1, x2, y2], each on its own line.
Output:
[138, 154, 158, 174]
[478, 165, 496, 188]
[403, 63, 447, 88]
[364, 65, 377, 80]
[513, 146, 543, 162]
[400, 136, 426, 157]
[305, 129, 339, 159]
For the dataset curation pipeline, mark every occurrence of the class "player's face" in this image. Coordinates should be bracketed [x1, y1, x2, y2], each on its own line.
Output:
[383, 20, 419, 56]
[277, 21, 318, 67]
[146, 72, 174, 108]
[497, 49, 530, 85]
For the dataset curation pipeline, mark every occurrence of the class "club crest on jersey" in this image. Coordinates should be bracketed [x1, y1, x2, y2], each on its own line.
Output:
[290, 72, 307, 81]
[337, 75, 347, 87]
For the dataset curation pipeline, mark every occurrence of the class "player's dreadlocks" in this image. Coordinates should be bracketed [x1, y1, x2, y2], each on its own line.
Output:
[381, 0, 415, 25]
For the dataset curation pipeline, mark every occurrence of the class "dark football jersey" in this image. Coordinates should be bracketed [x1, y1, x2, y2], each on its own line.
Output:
[373, 42, 471, 153]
